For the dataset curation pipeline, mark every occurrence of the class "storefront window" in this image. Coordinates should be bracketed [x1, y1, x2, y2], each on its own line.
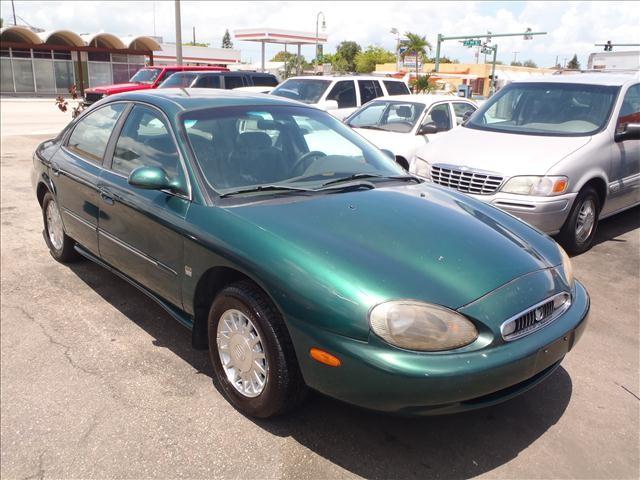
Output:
[54, 61, 75, 93]
[11, 58, 35, 92]
[88, 62, 112, 87]
[1, 58, 14, 92]
[33, 59, 56, 92]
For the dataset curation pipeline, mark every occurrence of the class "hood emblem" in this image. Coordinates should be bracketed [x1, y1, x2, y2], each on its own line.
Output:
[535, 307, 545, 322]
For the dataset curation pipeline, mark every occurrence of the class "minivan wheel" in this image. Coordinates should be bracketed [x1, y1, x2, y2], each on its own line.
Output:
[41, 192, 80, 263]
[207, 280, 307, 418]
[558, 186, 600, 255]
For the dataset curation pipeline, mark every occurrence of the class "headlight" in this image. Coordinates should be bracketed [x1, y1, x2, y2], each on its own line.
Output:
[558, 245, 574, 288]
[369, 301, 478, 351]
[501, 176, 568, 196]
[413, 156, 431, 179]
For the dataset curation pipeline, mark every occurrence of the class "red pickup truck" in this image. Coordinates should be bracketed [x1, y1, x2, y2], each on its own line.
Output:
[83, 65, 229, 105]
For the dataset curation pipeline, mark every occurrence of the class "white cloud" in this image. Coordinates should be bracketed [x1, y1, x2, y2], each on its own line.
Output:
[3, 1, 639, 67]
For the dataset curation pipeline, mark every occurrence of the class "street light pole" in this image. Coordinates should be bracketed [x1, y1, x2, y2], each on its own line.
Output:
[391, 28, 400, 72]
[315, 11, 326, 68]
[174, 0, 183, 65]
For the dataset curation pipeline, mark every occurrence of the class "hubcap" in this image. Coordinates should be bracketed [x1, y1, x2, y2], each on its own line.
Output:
[46, 199, 64, 250]
[216, 309, 268, 398]
[575, 198, 596, 243]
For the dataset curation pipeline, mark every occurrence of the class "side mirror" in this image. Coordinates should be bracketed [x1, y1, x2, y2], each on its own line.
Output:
[321, 99, 339, 111]
[128, 166, 175, 191]
[380, 149, 395, 160]
[417, 124, 439, 135]
[615, 123, 640, 142]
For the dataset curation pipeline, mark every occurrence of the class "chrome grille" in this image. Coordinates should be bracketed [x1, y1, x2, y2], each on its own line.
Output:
[430, 164, 503, 195]
[501, 293, 571, 341]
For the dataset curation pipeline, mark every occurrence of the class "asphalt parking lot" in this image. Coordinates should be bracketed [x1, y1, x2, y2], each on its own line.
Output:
[1, 99, 638, 479]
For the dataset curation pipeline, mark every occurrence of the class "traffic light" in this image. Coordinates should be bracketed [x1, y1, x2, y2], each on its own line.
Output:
[604, 41, 613, 51]
[524, 28, 533, 40]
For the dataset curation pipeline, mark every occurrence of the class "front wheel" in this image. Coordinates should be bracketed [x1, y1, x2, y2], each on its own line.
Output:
[207, 281, 307, 418]
[557, 186, 600, 255]
[41, 192, 80, 263]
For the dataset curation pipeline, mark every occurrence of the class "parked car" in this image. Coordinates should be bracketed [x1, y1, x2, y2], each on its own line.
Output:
[83, 65, 229, 105]
[414, 73, 640, 254]
[33, 88, 589, 418]
[232, 86, 275, 94]
[270, 75, 411, 119]
[345, 94, 477, 169]
[158, 71, 278, 90]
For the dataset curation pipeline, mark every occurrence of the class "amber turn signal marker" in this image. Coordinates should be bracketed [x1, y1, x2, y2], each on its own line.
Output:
[310, 347, 342, 367]
[553, 179, 568, 193]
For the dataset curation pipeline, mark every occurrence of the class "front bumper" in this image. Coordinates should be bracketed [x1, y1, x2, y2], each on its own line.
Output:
[287, 280, 589, 415]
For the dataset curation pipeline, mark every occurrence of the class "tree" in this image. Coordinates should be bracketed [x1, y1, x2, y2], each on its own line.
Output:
[411, 74, 435, 93]
[335, 41, 362, 72]
[271, 51, 310, 77]
[184, 41, 209, 47]
[354, 46, 396, 73]
[567, 54, 580, 70]
[510, 61, 523, 66]
[222, 29, 233, 49]
[522, 60, 538, 68]
[400, 32, 432, 76]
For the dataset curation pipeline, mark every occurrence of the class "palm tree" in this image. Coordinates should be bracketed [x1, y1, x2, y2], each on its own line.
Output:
[400, 33, 433, 79]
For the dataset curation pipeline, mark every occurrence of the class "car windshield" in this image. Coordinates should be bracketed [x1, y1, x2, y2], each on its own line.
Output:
[181, 105, 406, 195]
[466, 82, 620, 136]
[129, 68, 162, 85]
[159, 72, 198, 88]
[347, 101, 426, 133]
[271, 79, 331, 104]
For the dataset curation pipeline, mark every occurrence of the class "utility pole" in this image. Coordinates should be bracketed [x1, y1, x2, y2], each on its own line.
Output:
[11, 0, 17, 25]
[391, 28, 400, 72]
[315, 11, 326, 68]
[153, 1, 156, 36]
[512, 51, 519, 63]
[193, 26, 196, 44]
[174, 0, 183, 65]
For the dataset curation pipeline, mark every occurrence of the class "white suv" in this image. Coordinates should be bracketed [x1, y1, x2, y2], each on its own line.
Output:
[270, 75, 411, 119]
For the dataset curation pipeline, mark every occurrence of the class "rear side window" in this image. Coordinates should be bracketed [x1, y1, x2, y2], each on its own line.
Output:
[252, 75, 278, 87]
[223, 75, 245, 89]
[452, 102, 477, 125]
[384, 80, 410, 96]
[422, 103, 453, 131]
[67, 103, 125, 163]
[327, 80, 357, 108]
[160, 73, 197, 88]
[617, 84, 640, 128]
[194, 75, 221, 88]
[112, 105, 181, 180]
[358, 80, 384, 105]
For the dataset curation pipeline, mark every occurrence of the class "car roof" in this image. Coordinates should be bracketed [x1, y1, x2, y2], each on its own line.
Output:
[171, 70, 274, 77]
[515, 72, 639, 87]
[372, 94, 472, 104]
[111, 87, 305, 110]
[285, 75, 405, 82]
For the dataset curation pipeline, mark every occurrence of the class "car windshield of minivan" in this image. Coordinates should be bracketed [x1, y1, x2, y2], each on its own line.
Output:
[181, 105, 407, 195]
[348, 101, 426, 133]
[159, 72, 198, 88]
[129, 68, 161, 84]
[271, 79, 331, 104]
[467, 82, 619, 136]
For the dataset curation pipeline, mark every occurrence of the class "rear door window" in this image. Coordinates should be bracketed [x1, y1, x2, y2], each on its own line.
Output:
[327, 80, 357, 108]
[452, 102, 477, 125]
[252, 75, 278, 87]
[223, 75, 245, 90]
[422, 103, 453, 131]
[358, 80, 384, 105]
[66, 103, 126, 163]
[194, 75, 221, 88]
[384, 80, 410, 96]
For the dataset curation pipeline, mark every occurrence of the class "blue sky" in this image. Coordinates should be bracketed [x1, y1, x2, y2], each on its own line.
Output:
[3, 1, 639, 68]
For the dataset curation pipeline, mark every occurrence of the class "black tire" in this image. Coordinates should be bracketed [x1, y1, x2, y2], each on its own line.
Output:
[558, 186, 600, 255]
[207, 280, 307, 418]
[41, 192, 80, 263]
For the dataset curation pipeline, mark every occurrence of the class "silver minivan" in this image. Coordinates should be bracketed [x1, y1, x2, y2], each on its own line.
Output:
[413, 72, 640, 254]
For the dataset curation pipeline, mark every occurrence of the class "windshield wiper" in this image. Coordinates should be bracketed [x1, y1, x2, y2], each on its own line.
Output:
[321, 173, 420, 188]
[219, 184, 312, 198]
[354, 125, 388, 131]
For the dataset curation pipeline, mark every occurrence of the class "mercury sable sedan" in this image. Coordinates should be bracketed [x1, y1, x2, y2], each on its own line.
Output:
[33, 89, 589, 418]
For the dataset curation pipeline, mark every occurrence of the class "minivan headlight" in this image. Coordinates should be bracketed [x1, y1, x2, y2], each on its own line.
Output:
[369, 301, 478, 351]
[501, 176, 568, 196]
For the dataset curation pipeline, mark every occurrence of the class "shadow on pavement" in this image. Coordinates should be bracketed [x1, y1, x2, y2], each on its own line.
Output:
[69, 260, 573, 479]
[592, 205, 639, 248]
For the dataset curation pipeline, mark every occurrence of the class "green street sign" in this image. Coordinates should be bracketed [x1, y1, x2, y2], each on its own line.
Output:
[463, 39, 482, 47]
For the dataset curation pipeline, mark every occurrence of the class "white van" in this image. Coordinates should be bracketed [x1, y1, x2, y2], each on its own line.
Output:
[270, 76, 411, 119]
[413, 72, 640, 254]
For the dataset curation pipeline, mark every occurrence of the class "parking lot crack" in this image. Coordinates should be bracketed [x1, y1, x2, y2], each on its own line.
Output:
[20, 450, 46, 480]
[616, 382, 640, 401]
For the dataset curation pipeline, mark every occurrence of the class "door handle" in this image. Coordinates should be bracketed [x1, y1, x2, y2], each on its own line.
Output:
[100, 190, 115, 206]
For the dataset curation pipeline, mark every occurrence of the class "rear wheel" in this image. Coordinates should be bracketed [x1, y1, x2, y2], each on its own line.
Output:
[207, 280, 307, 418]
[558, 186, 600, 255]
[41, 192, 80, 263]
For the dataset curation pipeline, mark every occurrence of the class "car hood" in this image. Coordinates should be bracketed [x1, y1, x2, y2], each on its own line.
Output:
[219, 182, 561, 338]
[353, 128, 417, 158]
[417, 126, 591, 176]
[86, 83, 154, 95]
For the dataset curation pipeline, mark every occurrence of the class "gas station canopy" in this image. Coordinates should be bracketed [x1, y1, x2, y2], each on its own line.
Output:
[234, 28, 328, 73]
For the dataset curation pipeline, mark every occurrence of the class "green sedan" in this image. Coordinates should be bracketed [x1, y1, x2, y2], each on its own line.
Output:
[32, 89, 589, 418]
